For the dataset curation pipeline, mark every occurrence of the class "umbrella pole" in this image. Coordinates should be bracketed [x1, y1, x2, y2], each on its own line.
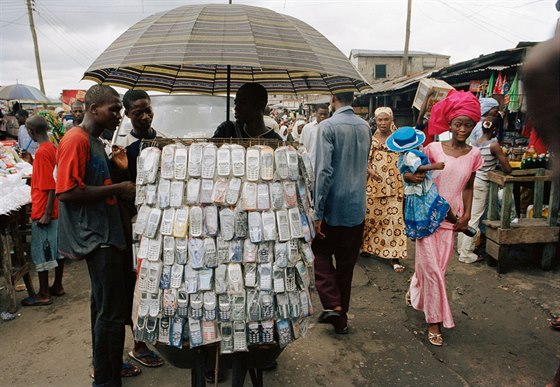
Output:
[226, 65, 231, 122]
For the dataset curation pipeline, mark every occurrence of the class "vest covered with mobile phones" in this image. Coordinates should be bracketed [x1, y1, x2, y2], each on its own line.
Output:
[131, 138, 316, 355]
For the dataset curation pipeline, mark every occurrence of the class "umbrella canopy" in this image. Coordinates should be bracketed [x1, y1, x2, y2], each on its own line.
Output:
[0, 83, 49, 102]
[83, 4, 371, 95]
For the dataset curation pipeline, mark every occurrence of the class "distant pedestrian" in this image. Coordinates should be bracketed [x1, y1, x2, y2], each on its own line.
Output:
[16, 109, 38, 158]
[313, 92, 371, 334]
[20, 115, 63, 307]
[68, 100, 85, 128]
[407, 90, 483, 347]
[299, 103, 329, 169]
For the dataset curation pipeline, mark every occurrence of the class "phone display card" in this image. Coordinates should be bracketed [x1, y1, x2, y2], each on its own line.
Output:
[176, 289, 189, 317]
[160, 208, 175, 236]
[243, 239, 258, 263]
[300, 241, 314, 265]
[199, 179, 214, 204]
[257, 183, 270, 211]
[162, 236, 175, 266]
[276, 209, 291, 242]
[204, 205, 218, 236]
[233, 320, 248, 352]
[169, 181, 184, 208]
[160, 144, 176, 180]
[203, 238, 218, 268]
[247, 321, 261, 345]
[189, 206, 203, 238]
[242, 182, 257, 211]
[270, 182, 284, 210]
[261, 320, 275, 344]
[219, 208, 235, 241]
[257, 242, 272, 263]
[188, 318, 203, 347]
[261, 210, 277, 241]
[157, 179, 171, 209]
[283, 181, 298, 208]
[227, 263, 244, 294]
[170, 317, 185, 348]
[286, 147, 299, 181]
[137, 237, 150, 260]
[248, 211, 262, 243]
[134, 204, 151, 236]
[137, 259, 149, 291]
[203, 291, 217, 321]
[170, 263, 184, 289]
[135, 184, 146, 207]
[234, 208, 248, 239]
[146, 261, 162, 294]
[186, 178, 201, 205]
[285, 267, 297, 292]
[260, 146, 274, 181]
[226, 177, 242, 205]
[274, 242, 289, 268]
[189, 292, 203, 320]
[214, 264, 228, 294]
[230, 145, 246, 177]
[299, 289, 311, 317]
[144, 208, 162, 238]
[188, 143, 203, 177]
[175, 237, 188, 265]
[276, 293, 290, 320]
[202, 320, 218, 344]
[220, 321, 234, 354]
[245, 147, 260, 182]
[188, 238, 205, 269]
[232, 293, 246, 321]
[163, 288, 177, 316]
[216, 237, 230, 264]
[219, 294, 232, 322]
[229, 240, 242, 263]
[260, 292, 275, 321]
[173, 207, 189, 238]
[258, 262, 273, 291]
[158, 316, 171, 345]
[288, 239, 299, 267]
[274, 147, 289, 180]
[289, 291, 301, 319]
[244, 263, 257, 288]
[184, 266, 199, 294]
[143, 147, 161, 184]
[201, 143, 217, 179]
[160, 264, 171, 290]
[295, 260, 310, 289]
[147, 234, 163, 262]
[288, 207, 304, 239]
[273, 265, 286, 293]
[247, 291, 261, 324]
[217, 144, 231, 177]
[173, 146, 188, 181]
[211, 178, 228, 205]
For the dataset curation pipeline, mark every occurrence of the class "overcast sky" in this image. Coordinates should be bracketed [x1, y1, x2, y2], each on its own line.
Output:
[0, 0, 558, 99]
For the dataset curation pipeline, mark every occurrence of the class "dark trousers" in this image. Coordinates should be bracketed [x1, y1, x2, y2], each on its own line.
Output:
[86, 246, 126, 387]
[312, 221, 364, 329]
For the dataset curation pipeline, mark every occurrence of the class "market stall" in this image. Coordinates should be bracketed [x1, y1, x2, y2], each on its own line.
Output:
[0, 141, 34, 318]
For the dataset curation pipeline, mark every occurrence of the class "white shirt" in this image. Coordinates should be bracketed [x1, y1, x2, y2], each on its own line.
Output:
[300, 120, 319, 169]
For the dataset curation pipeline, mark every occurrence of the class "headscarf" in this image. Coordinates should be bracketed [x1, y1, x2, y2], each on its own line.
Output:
[374, 106, 398, 132]
[427, 90, 481, 135]
[374, 107, 393, 119]
[37, 110, 65, 144]
[479, 97, 499, 116]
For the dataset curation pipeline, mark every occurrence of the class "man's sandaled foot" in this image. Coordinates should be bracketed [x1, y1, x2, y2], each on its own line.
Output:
[427, 332, 444, 346]
[129, 350, 165, 367]
[121, 362, 142, 377]
[49, 286, 65, 296]
[21, 296, 52, 306]
[548, 316, 560, 330]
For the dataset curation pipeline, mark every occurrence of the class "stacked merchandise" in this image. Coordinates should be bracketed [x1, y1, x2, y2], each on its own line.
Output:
[0, 142, 32, 216]
[132, 140, 316, 353]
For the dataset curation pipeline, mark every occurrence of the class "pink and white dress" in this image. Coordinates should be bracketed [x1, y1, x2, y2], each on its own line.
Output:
[409, 142, 482, 328]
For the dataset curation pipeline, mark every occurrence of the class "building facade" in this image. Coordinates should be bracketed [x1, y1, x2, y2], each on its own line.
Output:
[350, 50, 450, 85]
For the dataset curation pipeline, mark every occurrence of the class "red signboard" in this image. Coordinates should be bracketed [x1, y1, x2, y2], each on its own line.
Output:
[61, 89, 86, 110]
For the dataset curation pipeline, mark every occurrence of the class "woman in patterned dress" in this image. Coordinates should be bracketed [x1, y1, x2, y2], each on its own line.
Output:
[361, 107, 407, 272]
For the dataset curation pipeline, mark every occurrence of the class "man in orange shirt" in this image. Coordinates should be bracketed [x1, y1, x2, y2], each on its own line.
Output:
[21, 115, 62, 306]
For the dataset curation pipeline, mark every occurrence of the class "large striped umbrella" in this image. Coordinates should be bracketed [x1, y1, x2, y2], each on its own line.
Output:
[83, 4, 371, 96]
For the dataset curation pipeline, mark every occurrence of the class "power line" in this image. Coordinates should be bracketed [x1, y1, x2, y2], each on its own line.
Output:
[35, 25, 88, 68]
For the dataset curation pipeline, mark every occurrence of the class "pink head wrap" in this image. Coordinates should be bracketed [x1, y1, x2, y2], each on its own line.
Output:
[427, 90, 481, 135]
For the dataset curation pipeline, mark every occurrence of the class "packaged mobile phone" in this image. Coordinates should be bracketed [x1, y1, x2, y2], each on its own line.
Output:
[186, 178, 201, 204]
[217, 144, 231, 176]
[220, 321, 234, 354]
[260, 292, 275, 321]
[144, 208, 162, 239]
[211, 178, 228, 205]
[158, 316, 171, 345]
[173, 207, 189, 238]
[276, 293, 290, 320]
[269, 181, 284, 210]
[230, 145, 246, 177]
[160, 144, 176, 180]
[295, 260, 310, 289]
[204, 205, 218, 236]
[283, 181, 298, 208]
[225, 177, 242, 205]
[244, 263, 257, 288]
[203, 291, 217, 321]
[188, 237, 205, 269]
[162, 236, 175, 266]
[227, 263, 244, 294]
[245, 147, 260, 182]
[160, 264, 171, 289]
[234, 208, 248, 239]
[300, 241, 314, 265]
[214, 264, 228, 294]
[143, 147, 161, 184]
[260, 146, 274, 181]
[170, 263, 184, 288]
[257, 183, 270, 211]
[288, 239, 299, 267]
[261, 210, 277, 241]
[145, 184, 157, 206]
[229, 239, 242, 263]
[286, 147, 299, 181]
[188, 318, 203, 347]
[160, 208, 175, 236]
[276, 209, 290, 242]
[146, 261, 163, 294]
[169, 181, 184, 208]
[274, 241, 289, 268]
[175, 237, 188, 265]
[202, 320, 218, 344]
[173, 145, 188, 181]
[285, 267, 297, 292]
[204, 237, 218, 268]
[274, 146, 289, 180]
[184, 266, 198, 294]
[157, 179, 171, 209]
[189, 292, 203, 320]
[246, 289, 260, 321]
[218, 294, 232, 322]
[242, 182, 257, 211]
[216, 237, 230, 264]
[188, 143, 203, 177]
[199, 268, 214, 291]
[135, 184, 146, 206]
[261, 320, 275, 344]
[243, 239, 258, 263]
[258, 262, 273, 291]
[199, 179, 214, 204]
[233, 320, 248, 352]
[247, 321, 260, 345]
[133, 204, 151, 236]
[176, 289, 189, 317]
[147, 234, 163, 262]
[219, 208, 235, 241]
[137, 236, 150, 260]
[163, 288, 177, 316]
[170, 316, 186, 348]
[288, 207, 304, 239]
[248, 211, 262, 243]
[201, 143, 217, 179]
[289, 291, 301, 318]
[273, 265, 286, 293]
[257, 242, 272, 263]
[232, 293, 246, 321]
[189, 206, 203, 237]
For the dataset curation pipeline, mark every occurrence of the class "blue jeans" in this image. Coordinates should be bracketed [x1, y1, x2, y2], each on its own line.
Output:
[86, 246, 126, 387]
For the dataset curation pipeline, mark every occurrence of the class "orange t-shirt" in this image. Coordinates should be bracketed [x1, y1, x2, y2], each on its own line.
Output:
[31, 142, 59, 220]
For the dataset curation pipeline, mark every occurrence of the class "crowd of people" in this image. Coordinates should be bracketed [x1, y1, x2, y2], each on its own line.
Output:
[8, 71, 557, 385]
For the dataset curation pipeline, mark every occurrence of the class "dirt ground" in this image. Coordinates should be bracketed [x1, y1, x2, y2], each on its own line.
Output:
[1, 241, 559, 387]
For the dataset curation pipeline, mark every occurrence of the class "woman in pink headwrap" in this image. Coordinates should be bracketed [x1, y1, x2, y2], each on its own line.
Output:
[407, 90, 483, 346]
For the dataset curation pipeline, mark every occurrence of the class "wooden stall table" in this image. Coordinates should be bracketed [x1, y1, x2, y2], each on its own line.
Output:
[0, 206, 35, 313]
[483, 168, 559, 273]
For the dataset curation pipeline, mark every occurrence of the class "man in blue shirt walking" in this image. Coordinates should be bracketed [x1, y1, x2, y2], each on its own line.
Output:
[313, 92, 371, 334]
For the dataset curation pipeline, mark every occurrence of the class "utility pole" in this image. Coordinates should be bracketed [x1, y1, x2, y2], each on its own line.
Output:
[26, 0, 46, 94]
[402, 0, 412, 76]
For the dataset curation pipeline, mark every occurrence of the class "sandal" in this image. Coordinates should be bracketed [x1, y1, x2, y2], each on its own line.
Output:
[21, 296, 52, 306]
[427, 332, 444, 346]
[89, 362, 142, 379]
[392, 263, 405, 273]
[548, 316, 560, 330]
[128, 350, 165, 367]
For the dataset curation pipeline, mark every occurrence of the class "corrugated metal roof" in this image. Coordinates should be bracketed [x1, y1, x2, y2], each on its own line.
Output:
[350, 49, 450, 58]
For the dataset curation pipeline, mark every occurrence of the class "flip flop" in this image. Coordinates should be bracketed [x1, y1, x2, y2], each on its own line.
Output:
[128, 350, 165, 367]
[90, 362, 142, 379]
[21, 296, 53, 306]
[392, 263, 405, 273]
